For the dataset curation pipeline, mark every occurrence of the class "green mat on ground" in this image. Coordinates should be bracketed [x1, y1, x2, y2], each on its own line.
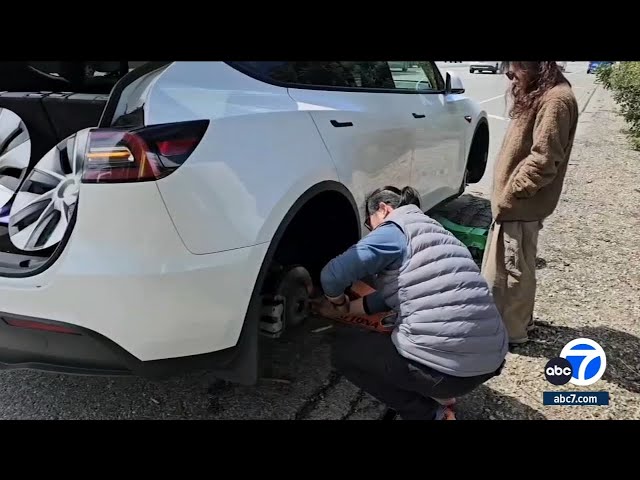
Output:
[431, 214, 489, 261]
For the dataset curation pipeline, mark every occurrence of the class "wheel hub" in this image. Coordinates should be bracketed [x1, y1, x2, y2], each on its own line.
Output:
[259, 265, 313, 338]
[56, 177, 80, 204]
[286, 283, 311, 327]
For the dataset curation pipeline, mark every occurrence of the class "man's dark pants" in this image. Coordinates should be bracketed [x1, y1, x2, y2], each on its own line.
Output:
[331, 327, 502, 420]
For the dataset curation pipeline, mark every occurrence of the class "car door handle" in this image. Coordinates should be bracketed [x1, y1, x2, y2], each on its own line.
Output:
[330, 120, 354, 128]
[412, 113, 426, 118]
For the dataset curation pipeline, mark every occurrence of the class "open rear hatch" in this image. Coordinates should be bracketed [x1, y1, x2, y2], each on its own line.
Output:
[0, 61, 170, 277]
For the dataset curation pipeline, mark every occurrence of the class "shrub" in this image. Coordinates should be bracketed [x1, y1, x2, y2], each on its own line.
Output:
[597, 62, 640, 150]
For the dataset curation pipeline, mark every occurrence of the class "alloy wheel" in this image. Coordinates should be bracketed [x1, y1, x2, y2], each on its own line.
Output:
[0, 108, 31, 212]
[9, 129, 90, 251]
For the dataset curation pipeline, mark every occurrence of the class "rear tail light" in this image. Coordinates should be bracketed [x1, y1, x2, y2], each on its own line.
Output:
[81, 120, 209, 184]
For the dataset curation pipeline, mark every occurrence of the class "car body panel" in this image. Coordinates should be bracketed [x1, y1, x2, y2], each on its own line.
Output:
[0, 182, 268, 361]
[144, 62, 340, 254]
[285, 87, 413, 225]
[411, 88, 469, 209]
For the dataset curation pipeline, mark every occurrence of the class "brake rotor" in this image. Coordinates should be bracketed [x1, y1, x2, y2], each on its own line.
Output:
[275, 265, 313, 329]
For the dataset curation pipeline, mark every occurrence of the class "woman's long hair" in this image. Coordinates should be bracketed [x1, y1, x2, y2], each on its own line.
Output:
[503, 61, 570, 119]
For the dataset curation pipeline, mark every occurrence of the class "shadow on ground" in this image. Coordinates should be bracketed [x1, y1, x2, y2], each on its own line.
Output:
[456, 383, 547, 420]
[429, 192, 493, 229]
[432, 193, 553, 269]
[511, 320, 640, 394]
[0, 315, 339, 420]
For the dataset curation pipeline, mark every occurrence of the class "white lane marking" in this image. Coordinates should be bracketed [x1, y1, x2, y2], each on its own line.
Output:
[488, 114, 508, 121]
[479, 94, 505, 104]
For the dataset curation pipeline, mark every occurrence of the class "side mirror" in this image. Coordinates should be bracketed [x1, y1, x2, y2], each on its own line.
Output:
[445, 71, 465, 95]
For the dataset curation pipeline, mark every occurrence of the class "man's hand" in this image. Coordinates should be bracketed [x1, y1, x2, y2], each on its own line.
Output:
[310, 295, 349, 318]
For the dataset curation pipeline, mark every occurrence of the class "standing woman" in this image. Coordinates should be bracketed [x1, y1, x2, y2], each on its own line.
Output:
[482, 62, 579, 345]
[313, 186, 508, 420]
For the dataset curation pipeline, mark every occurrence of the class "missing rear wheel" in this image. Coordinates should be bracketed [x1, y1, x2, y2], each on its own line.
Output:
[260, 265, 313, 338]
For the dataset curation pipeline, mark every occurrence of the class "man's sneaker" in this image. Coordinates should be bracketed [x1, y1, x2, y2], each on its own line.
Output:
[435, 405, 456, 420]
[442, 407, 456, 420]
[381, 408, 398, 421]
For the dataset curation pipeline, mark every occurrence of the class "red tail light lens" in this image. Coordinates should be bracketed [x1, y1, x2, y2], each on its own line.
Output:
[81, 120, 209, 184]
[3, 318, 80, 335]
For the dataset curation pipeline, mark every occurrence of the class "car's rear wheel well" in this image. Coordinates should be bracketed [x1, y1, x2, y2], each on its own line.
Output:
[467, 119, 489, 183]
[271, 187, 360, 285]
[205, 182, 360, 385]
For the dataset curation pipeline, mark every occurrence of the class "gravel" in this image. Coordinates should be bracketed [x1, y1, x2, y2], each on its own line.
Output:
[448, 86, 640, 420]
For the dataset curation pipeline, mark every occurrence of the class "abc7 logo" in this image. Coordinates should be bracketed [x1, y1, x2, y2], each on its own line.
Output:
[544, 358, 574, 385]
[544, 338, 607, 386]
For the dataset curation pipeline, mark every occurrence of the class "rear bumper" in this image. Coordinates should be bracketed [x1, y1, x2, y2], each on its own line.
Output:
[0, 312, 136, 376]
[0, 311, 258, 379]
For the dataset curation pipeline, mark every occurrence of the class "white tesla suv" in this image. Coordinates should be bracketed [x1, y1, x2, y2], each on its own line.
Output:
[0, 61, 489, 383]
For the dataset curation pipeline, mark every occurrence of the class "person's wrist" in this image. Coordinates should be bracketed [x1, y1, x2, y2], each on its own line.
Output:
[326, 293, 347, 306]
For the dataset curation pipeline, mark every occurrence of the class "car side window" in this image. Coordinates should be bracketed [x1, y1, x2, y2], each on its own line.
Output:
[231, 61, 443, 93]
[234, 62, 395, 89]
[388, 62, 444, 92]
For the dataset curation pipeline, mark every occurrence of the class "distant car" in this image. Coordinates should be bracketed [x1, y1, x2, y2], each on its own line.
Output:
[557, 61, 567, 72]
[587, 61, 614, 74]
[388, 61, 419, 72]
[469, 61, 501, 74]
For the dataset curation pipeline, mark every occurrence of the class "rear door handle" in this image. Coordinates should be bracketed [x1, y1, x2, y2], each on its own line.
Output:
[330, 120, 354, 128]
[412, 113, 426, 118]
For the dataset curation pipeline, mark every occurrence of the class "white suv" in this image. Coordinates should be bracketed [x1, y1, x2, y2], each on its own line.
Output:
[0, 61, 489, 383]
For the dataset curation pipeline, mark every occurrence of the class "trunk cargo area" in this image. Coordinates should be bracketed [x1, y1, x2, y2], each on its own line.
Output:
[0, 62, 139, 275]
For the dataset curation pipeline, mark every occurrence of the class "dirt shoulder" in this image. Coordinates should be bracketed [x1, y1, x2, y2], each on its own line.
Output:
[451, 85, 640, 420]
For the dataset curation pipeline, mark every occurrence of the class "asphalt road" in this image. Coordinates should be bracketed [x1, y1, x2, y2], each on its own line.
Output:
[0, 63, 599, 420]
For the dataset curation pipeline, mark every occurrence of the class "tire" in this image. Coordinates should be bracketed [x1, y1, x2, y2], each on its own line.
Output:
[430, 193, 492, 230]
[470, 69, 474, 74]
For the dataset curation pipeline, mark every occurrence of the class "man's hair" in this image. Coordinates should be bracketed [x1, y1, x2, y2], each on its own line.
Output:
[502, 61, 570, 118]
[365, 185, 421, 217]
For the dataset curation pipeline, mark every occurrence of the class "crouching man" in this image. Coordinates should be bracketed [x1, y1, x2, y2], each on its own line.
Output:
[312, 186, 509, 420]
